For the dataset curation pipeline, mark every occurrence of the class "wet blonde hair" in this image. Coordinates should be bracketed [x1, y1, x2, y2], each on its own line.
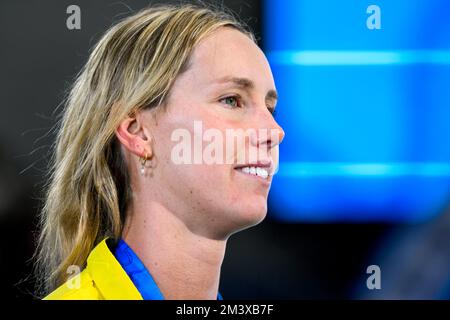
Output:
[34, 3, 255, 296]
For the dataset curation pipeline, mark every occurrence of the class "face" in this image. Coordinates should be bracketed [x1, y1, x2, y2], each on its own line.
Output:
[141, 27, 284, 240]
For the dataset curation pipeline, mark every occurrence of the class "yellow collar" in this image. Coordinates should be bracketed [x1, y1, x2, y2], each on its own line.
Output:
[86, 238, 143, 300]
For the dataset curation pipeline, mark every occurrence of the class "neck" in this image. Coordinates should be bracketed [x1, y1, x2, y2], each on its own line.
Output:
[122, 200, 227, 300]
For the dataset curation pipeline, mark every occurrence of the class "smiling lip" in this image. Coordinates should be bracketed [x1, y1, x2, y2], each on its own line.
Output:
[233, 160, 274, 185]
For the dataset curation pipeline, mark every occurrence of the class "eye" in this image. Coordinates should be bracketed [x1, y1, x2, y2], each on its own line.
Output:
[220, 95, 241, 108]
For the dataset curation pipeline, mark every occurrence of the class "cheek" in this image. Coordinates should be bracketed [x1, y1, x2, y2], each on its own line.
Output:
[169, 162, 233, 202]
[190, 164, 233, 196]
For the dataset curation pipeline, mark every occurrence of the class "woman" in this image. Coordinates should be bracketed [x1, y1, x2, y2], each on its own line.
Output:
[35, 3, 284, 300]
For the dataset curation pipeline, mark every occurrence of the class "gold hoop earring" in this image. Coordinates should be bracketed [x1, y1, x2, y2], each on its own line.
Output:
[139, 152, 149, 176]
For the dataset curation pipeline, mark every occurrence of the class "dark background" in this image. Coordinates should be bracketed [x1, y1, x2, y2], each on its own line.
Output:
[0, 0, 448, 299]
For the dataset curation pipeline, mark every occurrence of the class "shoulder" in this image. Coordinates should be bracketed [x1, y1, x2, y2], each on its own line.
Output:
[44, 268, 104, 300]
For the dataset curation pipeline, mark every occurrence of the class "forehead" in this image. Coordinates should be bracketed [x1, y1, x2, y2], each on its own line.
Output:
[185, 27, 275, 89]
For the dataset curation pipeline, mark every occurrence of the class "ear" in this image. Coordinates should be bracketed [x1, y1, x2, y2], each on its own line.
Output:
[115, 111, 153, 159]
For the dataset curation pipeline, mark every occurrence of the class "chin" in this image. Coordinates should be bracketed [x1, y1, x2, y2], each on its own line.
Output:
[229, 197, 268, 232]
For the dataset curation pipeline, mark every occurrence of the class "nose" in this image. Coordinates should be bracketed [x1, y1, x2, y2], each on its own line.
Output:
[250, 108, 285, 148]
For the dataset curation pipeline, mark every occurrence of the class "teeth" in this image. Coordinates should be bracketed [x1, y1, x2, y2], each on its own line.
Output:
[238, 166, 269, 179]
[256, 167, 269, 179]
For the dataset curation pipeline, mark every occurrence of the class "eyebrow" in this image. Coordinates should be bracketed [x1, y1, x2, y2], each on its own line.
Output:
[215, 76, 278, 103]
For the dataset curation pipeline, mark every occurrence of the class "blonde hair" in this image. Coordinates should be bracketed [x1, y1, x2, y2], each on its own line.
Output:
[34, 3, 255, 296]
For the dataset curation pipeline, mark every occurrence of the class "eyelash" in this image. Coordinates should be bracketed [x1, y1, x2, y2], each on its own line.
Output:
[219, 95, 277, 117]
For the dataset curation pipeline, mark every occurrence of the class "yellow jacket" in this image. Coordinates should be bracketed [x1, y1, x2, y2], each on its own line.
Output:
[44, 238, 143, 300]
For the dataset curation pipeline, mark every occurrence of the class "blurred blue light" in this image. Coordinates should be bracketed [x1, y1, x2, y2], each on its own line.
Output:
[277, 162, 450, 177]
[267, 50, 450, 66]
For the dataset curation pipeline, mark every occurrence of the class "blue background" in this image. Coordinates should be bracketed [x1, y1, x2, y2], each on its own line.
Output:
[265, 0, 450, 222]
